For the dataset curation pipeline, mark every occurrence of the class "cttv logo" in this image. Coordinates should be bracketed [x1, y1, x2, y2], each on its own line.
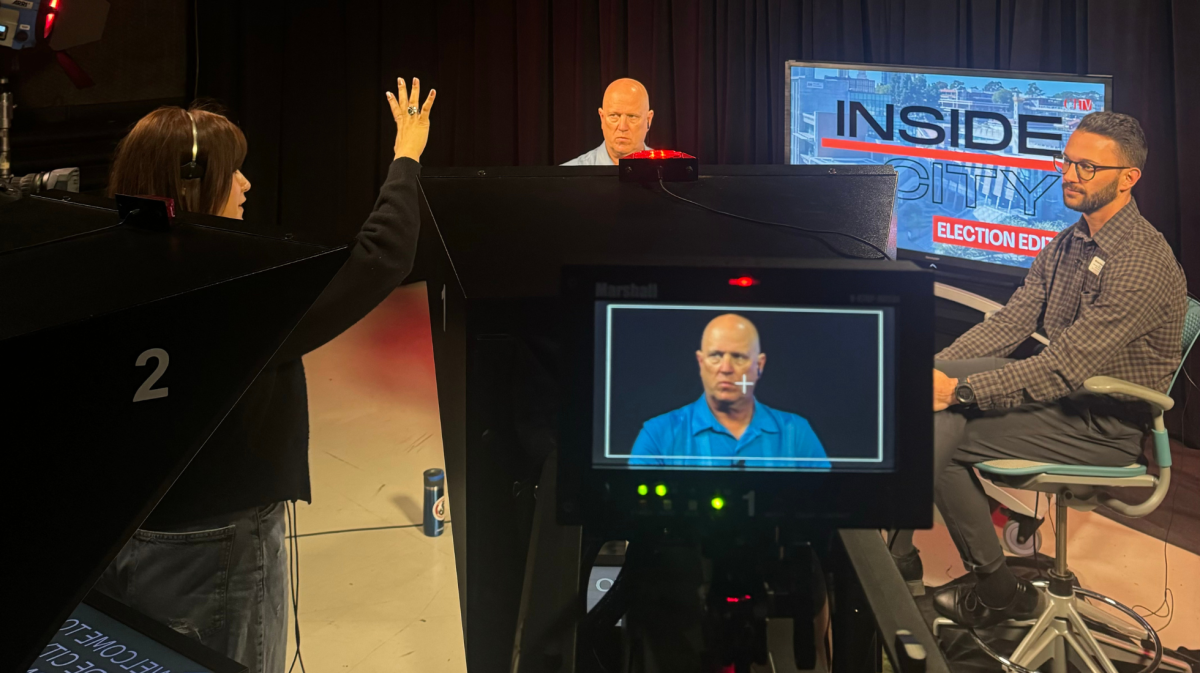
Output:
[1064, 98, 1094, 111]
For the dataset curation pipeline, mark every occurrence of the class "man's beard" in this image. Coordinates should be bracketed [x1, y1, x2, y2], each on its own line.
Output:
[1065, 178, 1119, 214]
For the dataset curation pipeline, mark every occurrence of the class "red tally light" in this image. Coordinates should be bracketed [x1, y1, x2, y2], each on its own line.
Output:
[728, 276, 758, 287]
[618, 148, 698, 183]
[624, 149, 695, 160]
[49, 0, 60, 8]
[44, 12, 56, 38]
[725, 597, 740, 603]
[744, 594, 752, 600]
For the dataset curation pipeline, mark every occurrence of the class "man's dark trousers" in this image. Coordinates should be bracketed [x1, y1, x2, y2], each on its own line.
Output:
[922, 358, 1144, 574]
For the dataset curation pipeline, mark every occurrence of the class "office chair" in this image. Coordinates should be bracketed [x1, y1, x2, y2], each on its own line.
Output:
[935, 296, 1199, 673]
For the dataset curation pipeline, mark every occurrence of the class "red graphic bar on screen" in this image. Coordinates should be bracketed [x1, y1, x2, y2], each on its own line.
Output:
[932, 216, 1057, 258]
[820, 138, 1056, 172]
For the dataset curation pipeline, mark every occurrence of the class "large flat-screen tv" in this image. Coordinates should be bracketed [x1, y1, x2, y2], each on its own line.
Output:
[785, 62, 1111, 276]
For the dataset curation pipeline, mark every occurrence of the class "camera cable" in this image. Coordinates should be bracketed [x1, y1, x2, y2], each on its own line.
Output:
[656, 178, 893, 261]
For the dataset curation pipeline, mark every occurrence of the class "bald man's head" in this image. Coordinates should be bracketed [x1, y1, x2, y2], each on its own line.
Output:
[603, 78, 650, 111]
[696, 314, 767, 407]
[700, 314, 761, 352]
[598, 78, 654, 163]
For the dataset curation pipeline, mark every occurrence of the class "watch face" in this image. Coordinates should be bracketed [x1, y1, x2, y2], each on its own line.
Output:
[956, 384, 973, 404]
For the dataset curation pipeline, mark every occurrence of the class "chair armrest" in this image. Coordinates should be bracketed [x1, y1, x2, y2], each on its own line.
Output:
[1084, 376, 1174, 412]
[934, 282, 1004, 314]
[934, 282, 1050, 345]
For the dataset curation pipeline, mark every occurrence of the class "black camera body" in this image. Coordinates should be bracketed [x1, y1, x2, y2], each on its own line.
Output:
[1, 79, 81, 200]
[2, 167, 80, 197]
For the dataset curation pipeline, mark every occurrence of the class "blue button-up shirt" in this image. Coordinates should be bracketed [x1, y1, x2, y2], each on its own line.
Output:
[561, 142, 651, 166]
[628, 395, 830, 469]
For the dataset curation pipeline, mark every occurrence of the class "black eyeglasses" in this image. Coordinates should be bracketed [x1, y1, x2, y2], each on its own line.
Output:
[1054, 155, 1132, 182]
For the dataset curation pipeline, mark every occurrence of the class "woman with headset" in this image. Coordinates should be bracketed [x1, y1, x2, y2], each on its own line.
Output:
[95, 77, 435, 673]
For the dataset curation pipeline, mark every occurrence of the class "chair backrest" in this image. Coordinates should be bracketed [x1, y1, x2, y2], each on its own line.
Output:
[1169, 297, 1200, 394]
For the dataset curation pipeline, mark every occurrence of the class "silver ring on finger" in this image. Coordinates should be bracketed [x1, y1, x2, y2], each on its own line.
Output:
[407, 106, 418, 116]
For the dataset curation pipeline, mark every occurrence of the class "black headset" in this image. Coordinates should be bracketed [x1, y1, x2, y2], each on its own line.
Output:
[179, 110, 206, 180]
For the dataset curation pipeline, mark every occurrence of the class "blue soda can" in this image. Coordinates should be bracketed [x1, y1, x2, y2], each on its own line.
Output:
[424, 468, 446, 537]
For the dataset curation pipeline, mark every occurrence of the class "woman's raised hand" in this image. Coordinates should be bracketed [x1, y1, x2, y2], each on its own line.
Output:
[386, 77, 435, 162]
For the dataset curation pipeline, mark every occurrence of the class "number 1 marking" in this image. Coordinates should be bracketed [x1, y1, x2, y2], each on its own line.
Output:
[743, 490, 755, 517]
[133, 348, 170, 402]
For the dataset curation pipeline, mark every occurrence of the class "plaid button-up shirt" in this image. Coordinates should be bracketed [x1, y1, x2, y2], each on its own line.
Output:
[938, 199, 1187, 410]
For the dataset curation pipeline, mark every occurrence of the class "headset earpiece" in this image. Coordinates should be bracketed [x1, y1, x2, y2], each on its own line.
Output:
[180, 110, 206, 180]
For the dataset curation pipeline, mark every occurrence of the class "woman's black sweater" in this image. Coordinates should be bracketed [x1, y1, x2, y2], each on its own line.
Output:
[145, 157, 422, 526]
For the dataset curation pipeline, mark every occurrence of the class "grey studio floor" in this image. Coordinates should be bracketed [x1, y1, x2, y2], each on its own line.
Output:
[286, 283, 1198, 672]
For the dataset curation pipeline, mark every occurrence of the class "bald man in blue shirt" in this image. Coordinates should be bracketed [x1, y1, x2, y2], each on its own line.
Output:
[562, 78, 653, 165]
[629, 314, 830, 469]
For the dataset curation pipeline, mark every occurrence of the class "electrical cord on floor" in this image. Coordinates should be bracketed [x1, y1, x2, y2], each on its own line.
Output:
[292, 521, 451, 539]
[279, 511, 453, 672]
[1032, 493, 1046, 581]
[656, 178, 893, 261]
[1131, 397, 1186, 631]
[1131, 492, 1176, 631]
[286, 501, 307, 673]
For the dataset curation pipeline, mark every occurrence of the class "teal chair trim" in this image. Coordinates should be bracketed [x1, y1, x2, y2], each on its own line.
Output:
[1153, 428, 1172, 469]
[975, 460, 1147, 478]
[1171, 298, 1200, 394]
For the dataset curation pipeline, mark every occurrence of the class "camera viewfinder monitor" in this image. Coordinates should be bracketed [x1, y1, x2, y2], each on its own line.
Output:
[785, 62, 1111, 277]
[558, 261, 935, 531]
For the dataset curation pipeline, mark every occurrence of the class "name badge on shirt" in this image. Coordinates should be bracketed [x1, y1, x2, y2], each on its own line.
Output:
[1088, 256, 1105, 275]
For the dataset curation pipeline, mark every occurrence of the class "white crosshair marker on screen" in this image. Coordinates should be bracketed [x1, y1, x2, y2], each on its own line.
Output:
[735, 375, 755, 394]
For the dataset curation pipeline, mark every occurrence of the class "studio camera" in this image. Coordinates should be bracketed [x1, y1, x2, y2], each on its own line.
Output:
[1, 77, 80, 200]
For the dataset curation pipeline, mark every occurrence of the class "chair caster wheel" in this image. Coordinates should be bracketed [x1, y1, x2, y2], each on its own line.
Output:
[1002, 517, 1043, 557]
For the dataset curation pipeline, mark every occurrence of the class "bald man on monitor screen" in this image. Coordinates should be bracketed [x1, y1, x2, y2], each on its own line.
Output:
[628, 314, 830, 469]
[562, 78, 654, 166]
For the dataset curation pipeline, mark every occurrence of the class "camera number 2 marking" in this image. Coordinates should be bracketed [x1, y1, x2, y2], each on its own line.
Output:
[133, 348, 170, 402]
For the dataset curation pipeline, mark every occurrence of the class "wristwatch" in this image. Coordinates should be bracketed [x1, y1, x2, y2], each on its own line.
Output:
[955, 379, 976, 406]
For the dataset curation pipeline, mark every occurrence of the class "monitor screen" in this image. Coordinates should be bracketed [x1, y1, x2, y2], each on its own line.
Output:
[561, 263, 934, 529]
[36, 592, 246, 673]
[785, 62, 1110, 272]
[591, 303, 894, 472]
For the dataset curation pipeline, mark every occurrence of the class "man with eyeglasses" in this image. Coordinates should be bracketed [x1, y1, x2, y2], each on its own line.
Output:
[562, 78, 654, 165]
[628, 314, 830, 468]
[888, 112, 1188, 628]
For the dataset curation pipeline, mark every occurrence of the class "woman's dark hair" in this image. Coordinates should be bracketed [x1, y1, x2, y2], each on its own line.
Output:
[107, 102, 247, 216]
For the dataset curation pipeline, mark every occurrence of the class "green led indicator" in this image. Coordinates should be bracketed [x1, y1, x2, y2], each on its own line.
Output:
[655, 484, 668, 497]
[637, 484, 649, 497]
[711, 496, 726, 510]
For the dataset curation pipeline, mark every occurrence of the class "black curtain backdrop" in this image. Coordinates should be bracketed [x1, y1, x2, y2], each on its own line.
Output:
[195, 0, 1197, 430]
